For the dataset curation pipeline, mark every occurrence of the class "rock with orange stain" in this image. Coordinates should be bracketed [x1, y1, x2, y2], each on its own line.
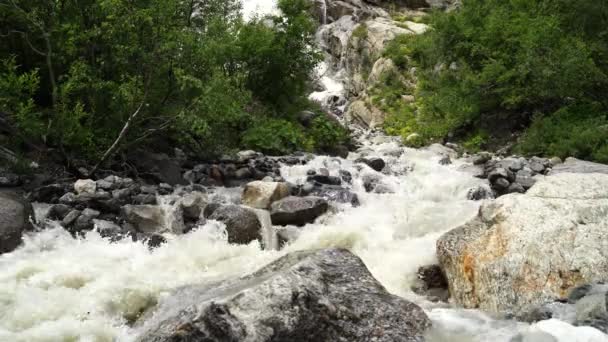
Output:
[437, 172, 608, 314]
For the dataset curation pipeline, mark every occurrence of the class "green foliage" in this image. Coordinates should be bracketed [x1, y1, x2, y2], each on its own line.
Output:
[242, 119, 306, 155]
[308, 115, 350, 151]
[381, 0, 608, 161]
[462, 131, 488, 153]
[0, 0, 328, 163]
[352, 23, 369, 40]
[517, 104, 608, 163]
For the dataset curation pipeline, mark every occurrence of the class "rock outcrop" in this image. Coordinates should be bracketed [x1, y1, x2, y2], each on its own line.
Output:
[0, 191, 33, 254]
[136, 248, 431, 342]
[437, 172, 608, 314]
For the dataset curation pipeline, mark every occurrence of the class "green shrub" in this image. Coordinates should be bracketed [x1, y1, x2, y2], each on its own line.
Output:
[381, 0, 608, 161]
[308, 115, 350, 151]
[242, 119, 306, 155]
[517, 104, 608, 163]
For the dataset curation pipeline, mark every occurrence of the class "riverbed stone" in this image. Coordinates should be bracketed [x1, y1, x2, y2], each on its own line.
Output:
[270, 196, 329, 226]
[0, 191, 33, 254]
[74, 179, 96, 195]
[121, 205, 165, 234]
[136, 249, 431, 342]
[437, 172, 608, 314]
[209, 205, 261, 244]
[241, 181, 290, 209]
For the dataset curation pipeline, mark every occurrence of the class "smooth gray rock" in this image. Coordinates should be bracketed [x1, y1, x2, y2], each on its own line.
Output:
[209, 205, 261, 244]
[437, 173, 608, 314]
[0, 191, 33, 254]
[466, 185, 494, 201]
[549, 157, 608, 175]
[356, 157, 386, 171]
[121, 205, 165, 234]
[136, 249, 431, 342]
[270, 196, 328, 226]
[72, 208, 100, 232]
[180, 192, 207, 221]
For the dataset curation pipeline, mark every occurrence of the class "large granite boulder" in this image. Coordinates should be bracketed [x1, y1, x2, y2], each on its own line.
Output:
[241, 181, 290, 209]
[136, 249, 431, 342]
[437, 173, 608, 314]
[0, 191, 33, 254]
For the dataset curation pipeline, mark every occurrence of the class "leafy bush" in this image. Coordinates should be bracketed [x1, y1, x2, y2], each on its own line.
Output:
[0, 0, 325, 165]
[308, 115, 350, 151]
[517, 104, 608, 163]
[242, 119, 306, 155]
[381, 0, 608, 161]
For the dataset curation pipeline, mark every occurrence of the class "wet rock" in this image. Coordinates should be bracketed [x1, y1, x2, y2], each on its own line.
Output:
[297, 110, 317, 127]
[307, 174, 342, 186]
[498, 157, 525, 172]
[136, 249, 431, 342]
[549, 157, 608, 175]
[516, 169, 537, 190]
[62, 209, 81, 227]
[234, 167, 252, 180]
[309, 185, 360, 207]
[72, 208, 100, 232]
[472, 152, 492, 165]
[549, 157, 563, 167]
[529, 160, 546, 174]
[180, 192, 207, 221]
[112, 188, 132, 200]
[411, 265, 449, 303]
[236, 150, 260, 163]
[146, 234, 167, 249]
[95, 179, 115, 191]
[0, 191, 33, 254]
[93, 219, 123, 238]
[203, 202, 221, 218]
[467, 185, 494, 200]
[573, 285, 608, 333]
[121, 205, 165, 234]
[29, 183, 66, 202]
[209, 205, 261, 244]
[132, 194, 157, 205]
[509, 331, 558, 342]
[48, 203, 71, 220]
[438, 155, 452, 165]
[74, 179, 96, 195]
[241, 181, 290, 209]
[339, 170, 352, 184]
[507, 182, 525, 194]
[355, 157, 386, 171]
[270, 196, 328, 226]
[488, 167, 514, 183]
[437, 173, 608, 314]
[0, 173, 20, 187]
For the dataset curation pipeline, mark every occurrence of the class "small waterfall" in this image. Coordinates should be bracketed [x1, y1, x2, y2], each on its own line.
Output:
[320, 0, 327, 25]
[251, 208, 279, 250]
[157, 194, 186, 234]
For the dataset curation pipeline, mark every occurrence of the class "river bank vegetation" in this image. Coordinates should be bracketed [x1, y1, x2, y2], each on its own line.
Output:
[0, 0, 349, 173]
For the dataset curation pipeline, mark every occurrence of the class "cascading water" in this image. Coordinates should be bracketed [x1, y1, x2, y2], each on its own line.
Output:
[0, 2, 606, 342]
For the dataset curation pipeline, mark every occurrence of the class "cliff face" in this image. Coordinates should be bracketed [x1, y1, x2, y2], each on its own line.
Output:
[311, 0, 436, 128]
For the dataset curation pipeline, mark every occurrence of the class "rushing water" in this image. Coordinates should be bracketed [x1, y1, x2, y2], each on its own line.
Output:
[0, 2, 606, 342]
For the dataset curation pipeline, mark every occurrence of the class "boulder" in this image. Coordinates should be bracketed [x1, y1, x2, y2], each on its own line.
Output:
[270, 196, 329, 226]
[72, 208, 100, 232]
[180, 192, 207, 221]
[549, 157, 608, 175]
[307, 174, 342, 186]
[437, 173, 608, 314]
[0, 191, 33, 254]
[74, 179, 96, 195]
[355, 157, 386, 172]
[466, 185, 494, 201]
[241, 181, 290, 209]
[121, 205, 165, 234]
[136, 249, 431, 342]
[208, 205, 261, 244]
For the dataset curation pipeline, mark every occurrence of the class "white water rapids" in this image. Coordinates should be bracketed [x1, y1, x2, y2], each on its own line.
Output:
[0, 2, 607, 342]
